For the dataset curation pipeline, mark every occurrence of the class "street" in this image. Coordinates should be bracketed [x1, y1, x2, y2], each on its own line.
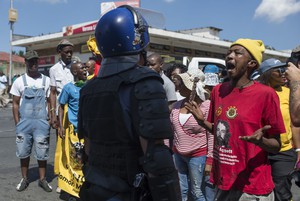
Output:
[0, 106, 59, 201]
[1, 106, 300, 201]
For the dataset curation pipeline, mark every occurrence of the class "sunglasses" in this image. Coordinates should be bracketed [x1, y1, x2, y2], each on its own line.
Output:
[275, 67, 286, 74]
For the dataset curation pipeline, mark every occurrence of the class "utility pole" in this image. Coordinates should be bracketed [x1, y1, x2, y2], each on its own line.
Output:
[8, 0, 18, 86]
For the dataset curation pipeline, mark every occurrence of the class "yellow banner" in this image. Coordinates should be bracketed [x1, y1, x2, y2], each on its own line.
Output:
[55, 105, 85, 197]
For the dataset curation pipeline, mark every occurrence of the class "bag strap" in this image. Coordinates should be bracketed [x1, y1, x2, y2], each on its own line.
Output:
[42, 75, 46, 87]
[22, 74, 28, 87]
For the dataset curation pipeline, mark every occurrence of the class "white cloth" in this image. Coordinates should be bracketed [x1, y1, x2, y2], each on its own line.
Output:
[0, 75, 7, 89]
[204, 73, 219, 86]
[196, 81, 208, 102]
[0, 88, 9, 107]
[182, 68, 208, 101]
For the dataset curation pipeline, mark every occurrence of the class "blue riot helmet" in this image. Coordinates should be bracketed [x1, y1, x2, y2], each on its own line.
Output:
[95, 5, 150, 58]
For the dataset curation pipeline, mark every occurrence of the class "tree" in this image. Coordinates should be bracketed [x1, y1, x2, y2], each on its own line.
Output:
[12, 50, 25, 56]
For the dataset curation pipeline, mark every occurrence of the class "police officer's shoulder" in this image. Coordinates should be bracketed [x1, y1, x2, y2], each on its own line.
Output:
[130, 67, 166, 100]
[121, 66, 163, 84]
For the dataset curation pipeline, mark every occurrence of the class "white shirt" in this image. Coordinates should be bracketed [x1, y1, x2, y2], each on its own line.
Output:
[10, 73, 50, 104]
[49, 60, 73, 94]
[0, 75, 7, 89]
[179, 113, 192, 125]
[49, 60, 74, 114]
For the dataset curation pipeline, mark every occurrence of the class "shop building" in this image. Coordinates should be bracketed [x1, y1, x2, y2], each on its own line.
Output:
[12, 20, 291, 75]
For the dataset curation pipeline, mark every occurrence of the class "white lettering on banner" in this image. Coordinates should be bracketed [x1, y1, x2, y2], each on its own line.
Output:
[82, 24, 96, 32]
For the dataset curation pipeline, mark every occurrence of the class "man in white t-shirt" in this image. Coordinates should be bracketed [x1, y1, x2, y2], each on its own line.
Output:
[0, 70, 9, 108]
[10, 50, 52, 193]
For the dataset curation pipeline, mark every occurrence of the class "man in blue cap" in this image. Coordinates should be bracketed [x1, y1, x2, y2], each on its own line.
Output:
[259, 58, 300, 201]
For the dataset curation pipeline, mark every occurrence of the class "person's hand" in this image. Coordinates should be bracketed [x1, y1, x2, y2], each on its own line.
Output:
[50, 115, 59, 129]
[285, 62, 300, 82]
[239, 125, 271, 145]
[204, 164, 212, 177]
[184, 101, 205, 122]
[58, 127, 65, 139]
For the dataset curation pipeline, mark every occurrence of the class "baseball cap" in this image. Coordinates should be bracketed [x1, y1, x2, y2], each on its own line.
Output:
[204, 65, 219, 74]
[24, 50, 39, 60]
[259, 58, 286, 75]
[250, 70, 260, 80]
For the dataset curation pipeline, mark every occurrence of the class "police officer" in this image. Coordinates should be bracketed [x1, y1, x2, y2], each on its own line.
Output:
[78, 5, 181, 201]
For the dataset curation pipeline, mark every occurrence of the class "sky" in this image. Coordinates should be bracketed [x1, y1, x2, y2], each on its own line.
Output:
[0, 0, 300, 53]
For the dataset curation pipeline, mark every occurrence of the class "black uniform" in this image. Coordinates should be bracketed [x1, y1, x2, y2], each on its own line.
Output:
[78, 65, 181, 201]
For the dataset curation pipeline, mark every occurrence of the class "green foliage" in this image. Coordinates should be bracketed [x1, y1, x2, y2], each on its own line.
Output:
[12, 50, 25, 56]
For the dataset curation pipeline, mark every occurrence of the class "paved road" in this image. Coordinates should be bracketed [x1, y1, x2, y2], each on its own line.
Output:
[1, 106, 300, 201]
[0, 106, 60, 201]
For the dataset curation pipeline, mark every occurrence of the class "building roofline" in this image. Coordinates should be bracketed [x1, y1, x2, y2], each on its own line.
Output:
[12, 26, 291, 58]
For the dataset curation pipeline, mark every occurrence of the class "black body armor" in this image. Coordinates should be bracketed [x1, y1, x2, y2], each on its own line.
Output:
[78, 66, 181, 201]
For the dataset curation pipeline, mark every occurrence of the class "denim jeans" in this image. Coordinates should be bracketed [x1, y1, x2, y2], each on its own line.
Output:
[174, 153, 207, 201]
[16, 119, 50, 160]
[204, 175, 216, 201]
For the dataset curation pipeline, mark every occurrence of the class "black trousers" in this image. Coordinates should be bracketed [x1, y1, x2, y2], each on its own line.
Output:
[269, 149, 297, 201]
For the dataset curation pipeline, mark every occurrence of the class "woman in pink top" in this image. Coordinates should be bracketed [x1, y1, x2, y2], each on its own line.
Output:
[171, 70, 215, 201]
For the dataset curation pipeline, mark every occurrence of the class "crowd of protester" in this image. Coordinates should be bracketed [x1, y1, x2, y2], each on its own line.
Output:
[4, 5, 300, 201]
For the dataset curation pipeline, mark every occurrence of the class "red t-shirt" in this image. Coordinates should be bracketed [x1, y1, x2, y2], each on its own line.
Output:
[93, 60, 101, 78]
[208, 81, 285, 195]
